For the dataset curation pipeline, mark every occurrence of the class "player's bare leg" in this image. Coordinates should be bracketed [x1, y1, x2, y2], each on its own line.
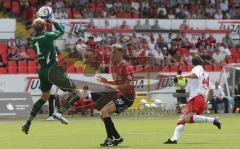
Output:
[164, 113, 221, 144]
[22, 92, 50, 135]
[100, 101, 123, 147]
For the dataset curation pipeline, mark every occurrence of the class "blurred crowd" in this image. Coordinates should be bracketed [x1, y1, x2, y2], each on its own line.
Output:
[65, 30, 237, 72]
[17, 0, 240, 19]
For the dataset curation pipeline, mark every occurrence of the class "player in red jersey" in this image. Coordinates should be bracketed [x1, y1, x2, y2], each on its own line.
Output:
[97, 44, 135, 147]
[164, 56, 221, 144]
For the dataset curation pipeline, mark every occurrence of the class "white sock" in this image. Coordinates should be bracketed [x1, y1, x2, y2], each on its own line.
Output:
[171, 124, 185, 141]
[193, 115, 215, 123]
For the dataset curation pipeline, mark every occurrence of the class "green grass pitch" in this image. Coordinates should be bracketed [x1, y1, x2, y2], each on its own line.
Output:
[0, 114, 239, 149]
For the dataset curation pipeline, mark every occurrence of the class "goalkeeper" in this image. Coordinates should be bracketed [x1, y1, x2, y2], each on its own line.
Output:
[22, 14, 82, 134]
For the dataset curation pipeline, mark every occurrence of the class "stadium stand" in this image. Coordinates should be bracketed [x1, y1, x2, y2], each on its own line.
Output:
[0, 0, 239, 74]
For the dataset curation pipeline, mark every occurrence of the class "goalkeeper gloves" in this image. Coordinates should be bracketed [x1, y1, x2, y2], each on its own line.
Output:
[48, 14, 56, 22]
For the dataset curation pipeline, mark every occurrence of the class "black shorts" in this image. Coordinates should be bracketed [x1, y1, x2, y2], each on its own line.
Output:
[113, 95, 134, 114]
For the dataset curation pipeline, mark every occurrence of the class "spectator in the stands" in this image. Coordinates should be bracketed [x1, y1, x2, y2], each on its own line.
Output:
[166, 32, 173, 48]
[119, 20, 130, 29]
[7, 38, 16, 49]
[168, 9, 175, 19]
[122, 0, 131, 12]
[54, 0, 64, 9]
[87, 19, 96, 28]
[222, 32, 235, 48]
[214, 9, 223, 19]
[172, 33, 183, 48]
[73, 85, 94, 116]
[196, 33, 207, 48]
[151, 20, 160, 30]
[0, 52, 6, 67]
[15, 33, 26, 48]
[176, 7, 186, 19]
[207, 34, 216, 46]
[220, 0, 229, 12]
[134, 20, 143, 30]
[8, 47, 19, 61]
[103, 20, 111, 29]
[213, 48, 224, 64]
[66, 33, 77, 53]
[18, 46, 31, 61]
[209, 81, 229, 113]
[218, 43, 231, 59]
[54, 8, 68, 19]
[142, 19, 151, 29]
[114, 0, 123, 11]
[200, 50, 213, 65]
[76, 38, 89, 61]
[179, 19, 189, 30]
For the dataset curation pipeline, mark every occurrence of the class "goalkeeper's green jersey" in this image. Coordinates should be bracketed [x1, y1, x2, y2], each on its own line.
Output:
[31, 22, 64, 67]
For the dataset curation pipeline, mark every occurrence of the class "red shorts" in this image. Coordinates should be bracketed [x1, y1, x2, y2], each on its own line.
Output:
[185, 95, 206, 115]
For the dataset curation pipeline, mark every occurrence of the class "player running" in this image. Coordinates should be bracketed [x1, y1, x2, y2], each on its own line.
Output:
[22, 16, 82, 134]
[96, 44, 135, 147]
[164, 56, 221, 144]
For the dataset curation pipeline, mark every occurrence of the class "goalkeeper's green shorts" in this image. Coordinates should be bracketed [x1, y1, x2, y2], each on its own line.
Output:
[38, 64, 76, 92]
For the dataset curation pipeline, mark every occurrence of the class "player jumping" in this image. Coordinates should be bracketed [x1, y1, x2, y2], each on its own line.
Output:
[22, 16, 82, 134]
[96, 44, 135, 147]
[164, 56, 221, 144]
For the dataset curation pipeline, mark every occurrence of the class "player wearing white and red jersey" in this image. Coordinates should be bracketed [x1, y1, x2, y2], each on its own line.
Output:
[164, 56, 221, 144]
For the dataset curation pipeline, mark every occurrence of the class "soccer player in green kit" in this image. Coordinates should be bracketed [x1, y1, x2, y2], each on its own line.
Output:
[22, 16, 82, 134]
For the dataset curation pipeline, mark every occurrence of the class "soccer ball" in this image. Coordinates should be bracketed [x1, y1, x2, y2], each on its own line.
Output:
[37, 6, 53, 20]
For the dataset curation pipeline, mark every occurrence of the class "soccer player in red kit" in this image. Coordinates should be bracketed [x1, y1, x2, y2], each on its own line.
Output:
[97, 44, 135, 147]
[164, 56, 221, 144]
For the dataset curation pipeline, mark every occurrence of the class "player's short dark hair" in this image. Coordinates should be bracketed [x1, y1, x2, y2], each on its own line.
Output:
[32, 18, 46, 33]
[192, 55, 204, 66]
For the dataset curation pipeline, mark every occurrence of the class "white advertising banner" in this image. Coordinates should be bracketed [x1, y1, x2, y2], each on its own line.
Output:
[0, 72, 220, 95]
[0, 19, 16, 39]
[57, 19, 240, 42]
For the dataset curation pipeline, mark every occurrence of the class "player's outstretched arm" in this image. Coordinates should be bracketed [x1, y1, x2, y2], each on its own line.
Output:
[96, 75, 115, 85]
[180, 73, 198, 79]
[158, 73, 176, 78]
[46, 17, 64, 40]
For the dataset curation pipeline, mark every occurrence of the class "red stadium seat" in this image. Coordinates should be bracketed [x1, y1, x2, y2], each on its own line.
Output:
[231, 48, 238, 54]
[213, 65, 222, 71]
[144, 66, 153, 72]
[28, 61, 37, 67]
[170, 65, 178, 72]
[8, 61, 17, 67]
[204, 65, 213, 71]
[179, 48, 189, 56]
[11, 1, 20, 14]
[227, 58, 235, 64]
[232, 54, 240, 59]
[0, 43, 7, 55]
[132, 13, 140, 18]
[3, 0, 11, 9]
[2, 54, 7, 64]
[18, 60, 27, 67]
[162, 66, 170, 72]
[0, 68, 7, 74]
[28, 67, 37, 74]
[18, 67, 27, 74]
[126, 66, 134, 73]
[134, 65, 143, 72]
[179, 65, 187, 72]
[153, 66, 161, 72]
[8, 67, 17, 74]
[235, 59, 240, 63]
[187, 65, 193, 72]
